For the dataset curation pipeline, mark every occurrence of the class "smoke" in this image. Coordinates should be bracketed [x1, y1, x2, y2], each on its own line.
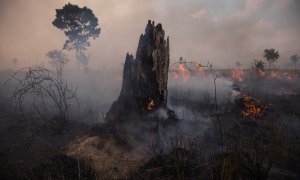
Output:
[147, 108, 169, 120]
[139, 76, 232, 143]
[1, 0, 300, 70]
[168, 76, 233, 104]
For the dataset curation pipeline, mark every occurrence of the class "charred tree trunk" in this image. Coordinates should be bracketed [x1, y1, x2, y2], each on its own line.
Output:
[106, 20, 176, 127]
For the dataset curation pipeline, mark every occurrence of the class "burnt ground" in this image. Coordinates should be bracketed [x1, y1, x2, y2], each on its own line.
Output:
[0, 71, 300, 179]
[0, 107, 92, 179]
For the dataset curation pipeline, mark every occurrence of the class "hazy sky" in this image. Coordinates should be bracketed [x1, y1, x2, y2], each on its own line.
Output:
[0, 0, 299, 70]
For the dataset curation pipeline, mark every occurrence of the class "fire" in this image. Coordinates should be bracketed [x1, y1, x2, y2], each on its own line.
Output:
[173, 72, 179, 80]
[270, 70, 279, 78]
[172, 64, 190, 81]
[284, 72, 295, 80]
[231, 67, 244, 81]
[172, 62, 207, 81]
[239, 94, 264, 119]
[258, 69, 266, 77]
[178, 64, 190, 80]
[195, 63, 205, 77]
[147, 99, 155, 110]
[287, 76, 293, 80]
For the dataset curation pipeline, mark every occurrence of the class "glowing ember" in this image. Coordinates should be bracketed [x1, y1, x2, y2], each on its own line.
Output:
[195, 63, 205, 77]
[147, 99, 155, 110]
[231, 67, 244, 81]
[239, 94, 264, 119]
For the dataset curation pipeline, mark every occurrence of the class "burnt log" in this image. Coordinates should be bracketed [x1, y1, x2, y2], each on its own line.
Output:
[106, 20, 176, 126]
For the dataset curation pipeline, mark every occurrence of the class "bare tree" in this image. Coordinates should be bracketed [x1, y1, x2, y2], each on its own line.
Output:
[6, 59, 78, 131]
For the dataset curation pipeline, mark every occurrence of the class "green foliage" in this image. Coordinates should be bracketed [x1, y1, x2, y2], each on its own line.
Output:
[263, 49, 279, 70]
[52, 3, 101, 52]
[52, 3, 100, 67]
[253, 59, 265, 72]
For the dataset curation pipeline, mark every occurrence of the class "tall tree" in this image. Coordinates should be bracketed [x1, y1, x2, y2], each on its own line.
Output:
[52, 3, 100, 67]
[290, 54, 299, 71]
[263, 48, 279, 70]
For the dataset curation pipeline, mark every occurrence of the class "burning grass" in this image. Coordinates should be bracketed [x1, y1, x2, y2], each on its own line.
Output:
[231, 67, 244, 82]
[170, 61, 208, 82]
[0, 68, 299, 179]
[129, 111, 286, 179]
[237, 94, 269, 120]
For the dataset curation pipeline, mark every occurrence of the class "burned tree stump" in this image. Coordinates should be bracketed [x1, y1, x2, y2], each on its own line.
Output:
[106, 20, 176, 127]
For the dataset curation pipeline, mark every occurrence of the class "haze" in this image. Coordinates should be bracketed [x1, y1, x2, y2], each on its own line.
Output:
[0, 0, 299, 70]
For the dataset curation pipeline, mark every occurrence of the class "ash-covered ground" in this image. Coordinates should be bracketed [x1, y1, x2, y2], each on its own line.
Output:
[0, 68, 299, 179]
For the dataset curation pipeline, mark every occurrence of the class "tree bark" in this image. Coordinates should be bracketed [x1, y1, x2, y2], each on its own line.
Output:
[105, 20, 176, 125]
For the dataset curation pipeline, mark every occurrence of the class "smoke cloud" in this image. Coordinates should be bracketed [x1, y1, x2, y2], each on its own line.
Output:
[0, 0, 300, 70]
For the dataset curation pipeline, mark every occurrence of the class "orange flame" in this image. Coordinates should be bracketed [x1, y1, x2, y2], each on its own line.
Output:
[283, 72, 295, 80]
[173, 64, 190, 81]
[240, 94, 263, 119]
[173, 72, 179, 80]
[178, 64, 190, 75]
[231, 67, 244, 81]
[287, 76, 293, 80]
[147, 99, 155, 110]
[270, 70, 279, 78]
[195, 63, 205, 77]
[258, 69, 266, 77]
